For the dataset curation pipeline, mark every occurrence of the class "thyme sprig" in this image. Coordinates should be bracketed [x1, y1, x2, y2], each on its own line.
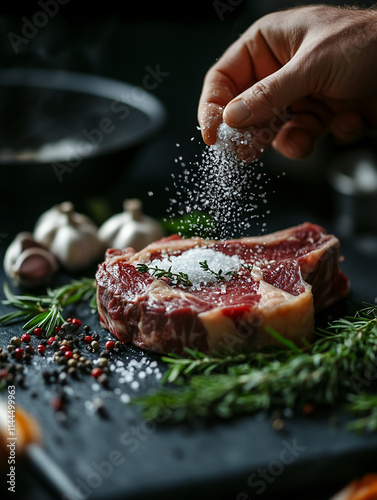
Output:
[136, 260, 252, 286]
[136, 263, 193, 287]
[0, 278, 97, 336]
[198, 260, 237, 282]
[134, 305, 377, 427]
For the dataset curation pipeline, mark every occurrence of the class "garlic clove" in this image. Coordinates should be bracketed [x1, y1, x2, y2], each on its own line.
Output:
[4, 232, 46, 280]
[11, 247, 58, 288]
[33, 201, 103, 272]
[48, 225, 103, 272]
[98, 198, 164, 252]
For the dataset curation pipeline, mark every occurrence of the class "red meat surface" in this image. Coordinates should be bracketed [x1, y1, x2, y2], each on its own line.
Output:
[96, 222, 349, 355]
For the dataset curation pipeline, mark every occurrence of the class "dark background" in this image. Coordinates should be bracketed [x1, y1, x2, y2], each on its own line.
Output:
[0, 1, 376, 499]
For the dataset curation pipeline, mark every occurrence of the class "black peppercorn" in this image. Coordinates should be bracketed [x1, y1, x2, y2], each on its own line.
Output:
[99, 350, 110, 359]
[92, 333, 100, 341]
[83, 325, 91, 333]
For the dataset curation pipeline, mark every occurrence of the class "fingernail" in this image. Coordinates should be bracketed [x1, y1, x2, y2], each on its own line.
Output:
[224, 99, 251, 125]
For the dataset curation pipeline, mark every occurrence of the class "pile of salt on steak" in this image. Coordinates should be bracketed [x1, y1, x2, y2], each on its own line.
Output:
[96, 222, 349, 355]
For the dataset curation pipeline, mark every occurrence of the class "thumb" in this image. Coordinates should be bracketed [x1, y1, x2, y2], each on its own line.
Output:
[223, 62, 310, 128]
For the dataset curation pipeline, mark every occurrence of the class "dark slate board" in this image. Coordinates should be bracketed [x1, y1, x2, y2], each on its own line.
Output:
[0, 227, 376, 500]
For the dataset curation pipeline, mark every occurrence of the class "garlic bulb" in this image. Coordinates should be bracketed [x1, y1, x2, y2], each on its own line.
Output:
[98, 199, 164, 251]
[33, 201, 102, 272]
[3, 232, 58, 287]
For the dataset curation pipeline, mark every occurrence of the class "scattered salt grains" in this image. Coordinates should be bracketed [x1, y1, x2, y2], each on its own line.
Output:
[167, 123, 271, 239]
[120, 393, 131, 404]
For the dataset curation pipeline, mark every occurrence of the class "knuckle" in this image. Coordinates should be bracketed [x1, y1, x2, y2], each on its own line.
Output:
[251, 81, 276, 108]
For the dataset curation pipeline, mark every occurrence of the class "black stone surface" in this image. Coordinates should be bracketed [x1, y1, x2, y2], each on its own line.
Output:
[0, 2, 377, 499]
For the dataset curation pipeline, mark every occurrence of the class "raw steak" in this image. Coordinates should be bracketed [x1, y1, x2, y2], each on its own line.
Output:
[96, 222, 349, 355]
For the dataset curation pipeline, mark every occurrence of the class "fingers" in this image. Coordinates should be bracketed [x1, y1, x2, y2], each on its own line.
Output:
[330, 111, 364, 144]
[223, 58, 310, 129]
[198, 41, 255, 146]
[272, 112, 328, 159]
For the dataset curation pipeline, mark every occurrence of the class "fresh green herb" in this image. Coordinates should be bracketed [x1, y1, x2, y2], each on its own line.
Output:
[241, 263, 253, 274]
[346, 393, 377, 433]
[134, 305, 377, 428]
[160, 212, 216, 238]
[136, 264, 193, 287]
[0, 278, 97, 336]
[198, 260, 237, 282]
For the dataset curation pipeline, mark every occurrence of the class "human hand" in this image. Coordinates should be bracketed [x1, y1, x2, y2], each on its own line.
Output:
[198, 5, 377, 162]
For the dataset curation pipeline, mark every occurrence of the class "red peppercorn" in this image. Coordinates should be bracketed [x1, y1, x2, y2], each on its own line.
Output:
[21, 333, 31, 344]
[14, 348, 24, 359]
[64, 351, 73, 360]
[47, 337, 56, 346]
[54, 325, 62, 334]
[37, 344, 46, 354]
[91, 367, 103, 378]
[105, 340, 115, 351]
[84, 335, 93, 344]
[33, 327, 43, 337]
[59, 345, 70, 353]
[71, 318, 82, 328]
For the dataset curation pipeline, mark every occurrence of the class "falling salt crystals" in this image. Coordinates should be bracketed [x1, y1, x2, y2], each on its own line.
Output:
[167, 122, 271, 239]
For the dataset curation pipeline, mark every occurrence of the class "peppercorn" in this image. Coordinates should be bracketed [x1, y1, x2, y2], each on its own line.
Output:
[57, 357, 67, 365]
[67, 367, 78, 377]
[100, 350, 110, 359]
[83, 325, 90, 333]
[78, 333, 86, 341]
[0, 352, 8, 361]
[64, 351, 73, 361]
[47, 337, 56, 346]
[115, 341, 124, 351]
[51, 341, 60, 351]
[71, 318, 82, 330]
[84, 335, 92, 344]
[21, 333, 31, 344]
[91, 341, 100, 350]
[14, 348, 24, 360]
[92, 333, 100, 341]
[91, 367, 103, 378]
[97, 358, 109, 368]
[40, 339, 48, 346]
[79, 356, 86, 363]
[54, 325, 62, 334]
[67, 358, 77, 367]
[98, 374, 108, 386]
[85, 360, 93, 368]
[105, 341, 115, 351]
[25, 345, 34, 355]
[61, 322, 72, 332]
[33, 327, 43, 337]
[37, 344, 46, 354]
[10, 337, 22, 347]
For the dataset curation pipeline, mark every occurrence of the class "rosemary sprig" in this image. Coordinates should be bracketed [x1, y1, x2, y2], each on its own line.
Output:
[134, 305, 377, 425]
[0, 278, 97, 336]
[346, 393, 377, 433]
[136, 263, 193, 287]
